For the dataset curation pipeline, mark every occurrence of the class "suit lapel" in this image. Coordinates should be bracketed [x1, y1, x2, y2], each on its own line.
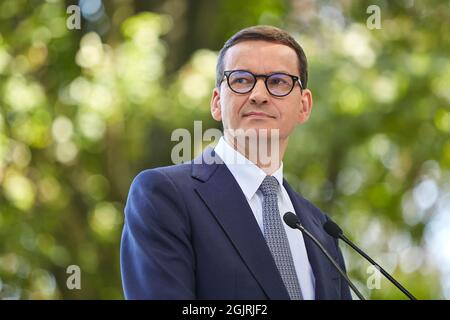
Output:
[283, 180, 340, 299]
[192, 148, 290, 300]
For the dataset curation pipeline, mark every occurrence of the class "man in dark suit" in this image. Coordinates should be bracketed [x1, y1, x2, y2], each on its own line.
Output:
[120, 25, 352, 300]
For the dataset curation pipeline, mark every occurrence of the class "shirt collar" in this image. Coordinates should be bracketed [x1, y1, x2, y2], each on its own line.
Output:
[214, 136, 284, 201]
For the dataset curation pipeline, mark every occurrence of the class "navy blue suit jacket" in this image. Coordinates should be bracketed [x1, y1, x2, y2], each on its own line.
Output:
[120, 147, 352, 300]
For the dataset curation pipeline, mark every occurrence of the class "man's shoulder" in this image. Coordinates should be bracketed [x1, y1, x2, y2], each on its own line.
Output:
[285, 182, 330, 225]
[131, 162, 193, 188]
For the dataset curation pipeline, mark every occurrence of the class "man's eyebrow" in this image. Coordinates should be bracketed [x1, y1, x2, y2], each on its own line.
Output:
[270, 70, 294, 74]
[232, 68, 295, 74]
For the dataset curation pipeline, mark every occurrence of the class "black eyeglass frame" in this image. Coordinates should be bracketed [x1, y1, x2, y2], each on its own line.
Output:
[221, 70, 304, 97]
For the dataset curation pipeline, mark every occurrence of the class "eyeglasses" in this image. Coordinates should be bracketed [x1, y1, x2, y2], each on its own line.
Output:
[221, 70, 303, 97]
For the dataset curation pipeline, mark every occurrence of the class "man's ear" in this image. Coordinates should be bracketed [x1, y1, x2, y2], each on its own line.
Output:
[298, 89, 313, 124]
[211, 87, 222, 121]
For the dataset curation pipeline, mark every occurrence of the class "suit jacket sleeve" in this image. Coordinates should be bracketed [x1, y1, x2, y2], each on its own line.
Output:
[325, 215, 352, 300]
[120, 169, 195, 299]
[337, 242, 353, 300]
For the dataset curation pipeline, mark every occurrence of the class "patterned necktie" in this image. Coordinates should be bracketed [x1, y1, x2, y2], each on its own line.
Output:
[259, 175, 303, 300]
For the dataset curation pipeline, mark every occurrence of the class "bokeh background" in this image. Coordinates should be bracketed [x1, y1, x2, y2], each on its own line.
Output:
[0, 0, 449, 299]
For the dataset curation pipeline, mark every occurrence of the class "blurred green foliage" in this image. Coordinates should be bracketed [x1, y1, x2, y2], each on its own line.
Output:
[0, 0, 449, 299]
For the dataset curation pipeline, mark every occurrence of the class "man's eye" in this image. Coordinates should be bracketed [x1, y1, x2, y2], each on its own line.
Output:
[269, 78, 285, 85]
[233, 77, 250, 84]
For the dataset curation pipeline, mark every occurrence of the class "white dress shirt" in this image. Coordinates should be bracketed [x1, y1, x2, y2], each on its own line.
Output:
[214, 136, 316, 299]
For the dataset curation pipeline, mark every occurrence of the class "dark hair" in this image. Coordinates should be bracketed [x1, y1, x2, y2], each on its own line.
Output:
[216, 25, 308, 89]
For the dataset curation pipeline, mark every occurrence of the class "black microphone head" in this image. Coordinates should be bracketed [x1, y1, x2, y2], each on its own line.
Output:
[283, 212, 300, 229]
[323, 219, 343, 238]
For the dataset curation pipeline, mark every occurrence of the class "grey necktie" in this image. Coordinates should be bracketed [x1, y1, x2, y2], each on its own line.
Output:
[259, 175, 303, 300]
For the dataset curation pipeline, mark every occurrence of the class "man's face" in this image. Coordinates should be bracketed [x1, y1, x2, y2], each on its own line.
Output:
[211, 40, 313, 142]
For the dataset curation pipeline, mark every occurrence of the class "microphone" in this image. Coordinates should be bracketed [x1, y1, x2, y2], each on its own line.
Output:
[283, 212, 365, 300]
[323, 219, 417, 300]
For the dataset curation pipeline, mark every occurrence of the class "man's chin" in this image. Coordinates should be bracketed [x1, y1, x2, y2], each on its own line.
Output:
[225, 126, 281, 139]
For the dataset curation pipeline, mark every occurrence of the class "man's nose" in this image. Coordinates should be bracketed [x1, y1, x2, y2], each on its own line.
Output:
[249, 78, 269, 105]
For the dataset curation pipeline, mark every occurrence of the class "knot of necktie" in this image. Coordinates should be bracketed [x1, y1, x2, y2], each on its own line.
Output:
[259, 175, 279, 197]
